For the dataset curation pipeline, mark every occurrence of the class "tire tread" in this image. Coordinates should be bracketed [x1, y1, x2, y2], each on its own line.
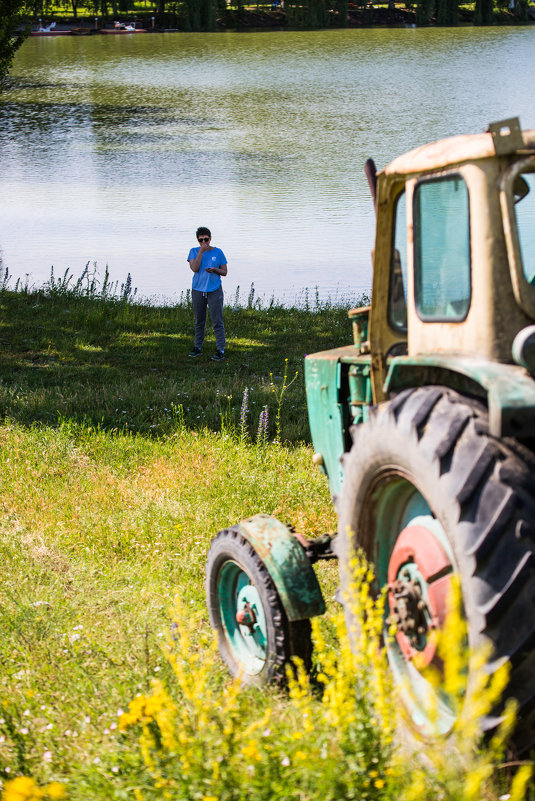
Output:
[338, 385, 535, 755]
[206, 526, 312, 685]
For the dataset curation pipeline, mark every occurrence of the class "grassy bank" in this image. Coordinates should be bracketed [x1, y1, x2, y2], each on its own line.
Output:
[0, 279, 531, 800]
[0, 272, 364, 442]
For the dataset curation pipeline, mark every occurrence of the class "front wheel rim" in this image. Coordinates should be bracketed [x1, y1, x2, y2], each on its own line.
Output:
[218, 560, 269, 676]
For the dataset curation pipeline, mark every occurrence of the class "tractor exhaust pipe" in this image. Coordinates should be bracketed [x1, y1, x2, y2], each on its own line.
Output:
[364, 158, 377, 213]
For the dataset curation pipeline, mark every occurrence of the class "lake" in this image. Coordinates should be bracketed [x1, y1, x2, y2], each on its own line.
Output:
[1, 26, 535, 304]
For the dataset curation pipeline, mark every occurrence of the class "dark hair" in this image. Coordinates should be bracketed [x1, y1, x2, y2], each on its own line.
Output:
[196, 226, 211, 239]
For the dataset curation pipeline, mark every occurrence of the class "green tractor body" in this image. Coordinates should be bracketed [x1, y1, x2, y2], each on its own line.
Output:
[206, 119, 535, 753]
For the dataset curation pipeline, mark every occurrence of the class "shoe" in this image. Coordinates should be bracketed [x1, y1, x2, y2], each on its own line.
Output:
[211, 350, 225, 362]
[188, 347, 202, 358]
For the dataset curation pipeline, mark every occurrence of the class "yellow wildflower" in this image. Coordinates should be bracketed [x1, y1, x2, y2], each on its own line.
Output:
[1, 777, 43, 801]
[44, 784, 65, 800]
[510, 765, 534, 801]
[373, 779, 385, 789]
[241, 741, 261, 762]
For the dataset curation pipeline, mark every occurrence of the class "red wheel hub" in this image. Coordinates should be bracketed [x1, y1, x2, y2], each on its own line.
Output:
[388, 524, 452, 666]
[236, 602, 257, 630]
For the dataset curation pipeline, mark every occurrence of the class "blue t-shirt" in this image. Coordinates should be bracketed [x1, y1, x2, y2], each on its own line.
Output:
[187, 246, 227, 293]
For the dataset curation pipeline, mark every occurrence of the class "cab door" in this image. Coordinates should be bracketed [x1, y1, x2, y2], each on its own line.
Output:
[369, 177, 408, 402]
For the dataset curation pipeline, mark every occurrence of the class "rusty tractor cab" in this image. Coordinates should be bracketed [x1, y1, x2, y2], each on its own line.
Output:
[205, 119, 535, 753]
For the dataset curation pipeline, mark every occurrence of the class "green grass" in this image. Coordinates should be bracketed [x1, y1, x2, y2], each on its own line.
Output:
[0, 421, 339, 791]
[0, 276, 531, 801]
[0, 275, 365, 443]
[0, 275, 348, 794]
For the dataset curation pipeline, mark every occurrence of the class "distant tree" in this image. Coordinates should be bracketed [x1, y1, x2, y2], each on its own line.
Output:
[199, 0, 216, 30]
[311, 0, 329, 26]
[179, 0, 216, 30]
[285, 0, 301, 26]
[286, 0, 330, 26]
[474, 0, 493, 23]
[0, 0, 28, 85]
[184, 0, 201, 28]
[512, 0, 529, 20]
[332, 0, 348, 26]
[415, 0, 432, 23]
[436, 0, 457, 24]
[57, 0, 83, 20]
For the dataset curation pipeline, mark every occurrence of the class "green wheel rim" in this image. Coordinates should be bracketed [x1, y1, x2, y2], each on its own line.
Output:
[218, 560, 269, 675]
[371, 474, 458, 735]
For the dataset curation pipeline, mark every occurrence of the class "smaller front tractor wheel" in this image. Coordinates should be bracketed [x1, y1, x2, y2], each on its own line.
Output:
[206, 527, 312, 684]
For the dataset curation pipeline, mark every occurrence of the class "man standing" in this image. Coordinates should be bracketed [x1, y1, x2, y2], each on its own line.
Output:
[187, 227, 227, 361]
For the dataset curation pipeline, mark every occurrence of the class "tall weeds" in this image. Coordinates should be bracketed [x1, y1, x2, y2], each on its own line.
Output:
[44, 264, 137, 303]
[116, 556, 396, 801]
[111, 558, 530, 801]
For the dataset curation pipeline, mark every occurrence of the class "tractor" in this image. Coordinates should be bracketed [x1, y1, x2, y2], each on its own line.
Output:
[205, 118, 535, 754]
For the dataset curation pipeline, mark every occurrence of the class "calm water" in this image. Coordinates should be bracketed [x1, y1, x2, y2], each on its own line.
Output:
[1, 27, 535, 303]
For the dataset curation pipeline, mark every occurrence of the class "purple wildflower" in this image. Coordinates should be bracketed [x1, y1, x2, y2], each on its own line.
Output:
[257, 405, 269, 445]
[239, 386, 249, 441]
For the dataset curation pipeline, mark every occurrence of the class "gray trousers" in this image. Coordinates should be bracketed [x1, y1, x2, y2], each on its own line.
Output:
[192, 286, 226, 351]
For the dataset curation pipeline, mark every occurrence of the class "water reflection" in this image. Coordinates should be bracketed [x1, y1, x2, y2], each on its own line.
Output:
[1, 27, 534, 303]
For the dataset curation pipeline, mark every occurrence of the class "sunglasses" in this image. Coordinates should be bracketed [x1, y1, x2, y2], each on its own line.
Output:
[198, 237, 210, 243]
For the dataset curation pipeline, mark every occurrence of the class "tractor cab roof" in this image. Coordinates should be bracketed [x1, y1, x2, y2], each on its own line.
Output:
[383, 127, 535, 178]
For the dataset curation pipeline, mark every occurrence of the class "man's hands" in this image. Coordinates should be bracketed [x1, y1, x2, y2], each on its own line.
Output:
[189, 241, 210, 273]
[189, 242, 227, 277]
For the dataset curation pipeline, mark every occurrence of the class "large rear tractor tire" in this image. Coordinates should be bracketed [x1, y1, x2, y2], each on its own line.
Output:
[337, 386, 535, 753]
[206, 527, 312, 685]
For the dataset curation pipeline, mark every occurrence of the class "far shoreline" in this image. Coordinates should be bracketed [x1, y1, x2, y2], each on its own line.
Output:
[26, 3, 535, 35]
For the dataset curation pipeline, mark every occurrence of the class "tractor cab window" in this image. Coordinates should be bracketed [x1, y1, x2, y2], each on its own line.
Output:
[389, 190, 408, 332]
[414, 175, 471, 321]
[512, 171, 535, 286]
